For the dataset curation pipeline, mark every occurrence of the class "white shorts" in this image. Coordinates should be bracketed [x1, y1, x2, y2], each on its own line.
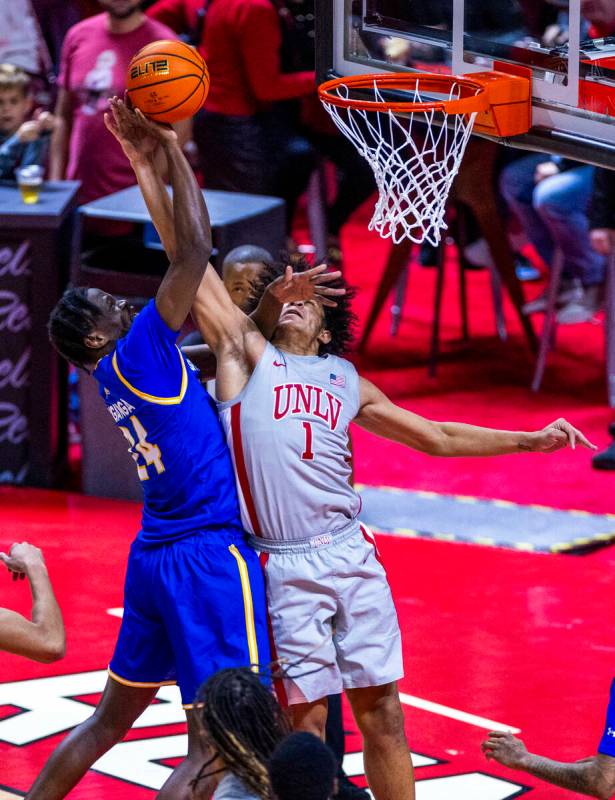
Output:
[252, 523, 404, 705]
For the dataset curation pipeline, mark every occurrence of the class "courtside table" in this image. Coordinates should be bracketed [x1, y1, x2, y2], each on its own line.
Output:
[0, 180, 80, 487]
[79, 185, 286, 272]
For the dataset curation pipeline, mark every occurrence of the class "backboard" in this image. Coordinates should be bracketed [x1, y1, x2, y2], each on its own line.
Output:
[316, 0, 615, 167]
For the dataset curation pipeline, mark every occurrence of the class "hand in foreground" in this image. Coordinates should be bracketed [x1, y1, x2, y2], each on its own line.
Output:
[104, 95, 177, 163]
[0, 542, 46, 581]
[266, 264, 346, 308]
[527, 418, 596, 453]
[482, 731, 529, 770]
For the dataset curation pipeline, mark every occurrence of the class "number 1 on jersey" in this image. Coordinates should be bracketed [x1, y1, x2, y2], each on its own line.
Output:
[301, 421, 314, 461]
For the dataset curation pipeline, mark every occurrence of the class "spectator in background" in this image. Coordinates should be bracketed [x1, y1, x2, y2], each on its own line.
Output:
[499, 154, 606, 323]
[147, 0, 316, 240]
[49, 0, 183, 204]
[0, 63, 56, 179]
[270, 732, 338, 800]
[589, 167, 615, 471]
[0, 542, 65, 663]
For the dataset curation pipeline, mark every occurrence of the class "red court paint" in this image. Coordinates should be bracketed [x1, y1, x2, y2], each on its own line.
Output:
[0, 489, 612, 798]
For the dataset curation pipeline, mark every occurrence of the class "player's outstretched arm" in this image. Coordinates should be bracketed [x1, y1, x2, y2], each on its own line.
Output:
[0, 543, 65, 664]
[354, 378, 596, 456]
[481, 732, 615, 799]
[105, 98, 211, 331]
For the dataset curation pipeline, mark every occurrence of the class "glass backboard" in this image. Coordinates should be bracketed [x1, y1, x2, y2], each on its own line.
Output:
[316, 0, 615, 167]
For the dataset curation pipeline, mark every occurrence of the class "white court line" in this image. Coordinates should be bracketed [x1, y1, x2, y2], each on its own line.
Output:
[399, 694, 521, 734]
[106, 608, 124, 618]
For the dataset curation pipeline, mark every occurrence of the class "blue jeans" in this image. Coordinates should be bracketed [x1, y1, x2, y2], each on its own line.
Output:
[499, 154, 605, 286]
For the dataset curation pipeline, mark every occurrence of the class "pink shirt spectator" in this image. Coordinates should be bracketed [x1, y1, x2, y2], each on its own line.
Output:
[58, 13, 175, 203]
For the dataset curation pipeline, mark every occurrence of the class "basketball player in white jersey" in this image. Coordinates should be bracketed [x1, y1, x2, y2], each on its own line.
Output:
[107, 99, 595, 800]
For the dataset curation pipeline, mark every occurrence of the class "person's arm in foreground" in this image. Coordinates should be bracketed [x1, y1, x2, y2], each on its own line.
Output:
[481, 732, 615, 800]
[0, 543, 65, 663]
[106, 97, 211, 330]
[354, 377, 596, 456]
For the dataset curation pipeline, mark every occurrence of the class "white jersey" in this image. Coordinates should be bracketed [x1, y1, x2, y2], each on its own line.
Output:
[217, 342, 361, 541]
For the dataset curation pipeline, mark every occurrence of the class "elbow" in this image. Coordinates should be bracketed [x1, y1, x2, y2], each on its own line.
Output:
[36, 634, 66, 664]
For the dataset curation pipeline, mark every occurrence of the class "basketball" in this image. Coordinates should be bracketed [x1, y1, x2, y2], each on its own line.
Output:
[126, 40, 209, 124]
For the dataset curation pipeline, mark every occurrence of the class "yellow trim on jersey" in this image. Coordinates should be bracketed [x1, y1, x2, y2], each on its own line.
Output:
[228, 545, 260, 672]
[112, 348, 188, 405]
[108, 667, 176, 689]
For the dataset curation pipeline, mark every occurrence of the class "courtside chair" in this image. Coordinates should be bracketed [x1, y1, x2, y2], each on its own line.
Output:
[532, 248, 615, 407]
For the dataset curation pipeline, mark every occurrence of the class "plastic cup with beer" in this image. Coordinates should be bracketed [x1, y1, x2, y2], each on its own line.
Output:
[15, 164, 44, 205]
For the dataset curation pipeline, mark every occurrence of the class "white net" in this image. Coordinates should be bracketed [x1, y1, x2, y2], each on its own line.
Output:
[321, 78, 479, 246]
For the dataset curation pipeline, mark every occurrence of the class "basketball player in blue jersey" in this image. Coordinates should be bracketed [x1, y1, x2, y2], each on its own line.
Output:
[30, 116, 273, 800]
[110, 103, 596, 800]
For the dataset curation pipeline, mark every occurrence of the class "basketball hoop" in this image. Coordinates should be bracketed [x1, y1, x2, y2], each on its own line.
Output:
[318, 70, 531, 246]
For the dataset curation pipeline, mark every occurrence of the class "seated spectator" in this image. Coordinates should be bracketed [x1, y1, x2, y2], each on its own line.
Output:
[269, 732, 338, 800]
[50, 0, 183, 205]
[192, 667, 290, 800]
[499, 154, 606, 323]
[0, 542, 65, 663]
[482, 679, 615, 799]
[0, 63, 55, 179]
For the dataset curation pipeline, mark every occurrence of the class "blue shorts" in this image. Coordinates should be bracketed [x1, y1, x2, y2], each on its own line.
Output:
[598, 678, 615, 757]
[109, 530, 270, 706]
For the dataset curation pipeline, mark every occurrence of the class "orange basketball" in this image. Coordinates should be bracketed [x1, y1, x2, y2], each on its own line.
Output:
[126, 40, 209, 124]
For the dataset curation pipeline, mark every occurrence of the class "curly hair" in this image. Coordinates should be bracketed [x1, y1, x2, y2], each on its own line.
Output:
[192, 668, 291, 800]
[48, 286, 102, 370]
[263, 255, 357, 356]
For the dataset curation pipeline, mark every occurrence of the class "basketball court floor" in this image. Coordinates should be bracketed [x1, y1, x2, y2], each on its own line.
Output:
[0, 488, 613, 799]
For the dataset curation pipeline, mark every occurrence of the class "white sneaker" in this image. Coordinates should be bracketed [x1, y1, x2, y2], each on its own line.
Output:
[556, 285, 603, 324]
[522, 280, 583, 315]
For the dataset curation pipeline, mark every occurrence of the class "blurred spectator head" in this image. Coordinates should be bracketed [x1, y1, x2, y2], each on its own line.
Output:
[193, 667, 290, 799]
[0, 64, 32, 136]
[582, 0, 615, 29]
[97, 0, 143, 19]
[222, 245, 274, 312]
[269, 732, 338, 800]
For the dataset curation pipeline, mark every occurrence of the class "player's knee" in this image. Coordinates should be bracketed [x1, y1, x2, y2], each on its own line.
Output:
[356, 693, 406, 745]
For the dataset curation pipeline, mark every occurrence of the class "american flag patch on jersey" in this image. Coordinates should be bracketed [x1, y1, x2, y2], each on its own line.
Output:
[330, 373, 346, 388]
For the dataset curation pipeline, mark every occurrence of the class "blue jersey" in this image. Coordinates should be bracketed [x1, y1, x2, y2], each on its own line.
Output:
[599, 679, 615, 757]
[94, 300, 242, 544]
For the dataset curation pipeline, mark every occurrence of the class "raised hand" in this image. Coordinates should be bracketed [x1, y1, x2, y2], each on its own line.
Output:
[266, 264, 346, 308]
[0, 542, 45, 582]
[528, 418, 596, 453]
[482, 731, 529, 769]
[104, 95, 177, 163]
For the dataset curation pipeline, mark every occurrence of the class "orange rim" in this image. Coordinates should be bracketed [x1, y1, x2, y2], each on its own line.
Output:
[318, 72, 490, 115]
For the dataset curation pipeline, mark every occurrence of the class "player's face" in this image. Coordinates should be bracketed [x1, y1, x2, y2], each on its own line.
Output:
[86, 289, 136, 345]
[98, 0, 142, 20]
[0, 89, 31, 135]
[277, 300, 332, 350]
[222, 262, 265, 311]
